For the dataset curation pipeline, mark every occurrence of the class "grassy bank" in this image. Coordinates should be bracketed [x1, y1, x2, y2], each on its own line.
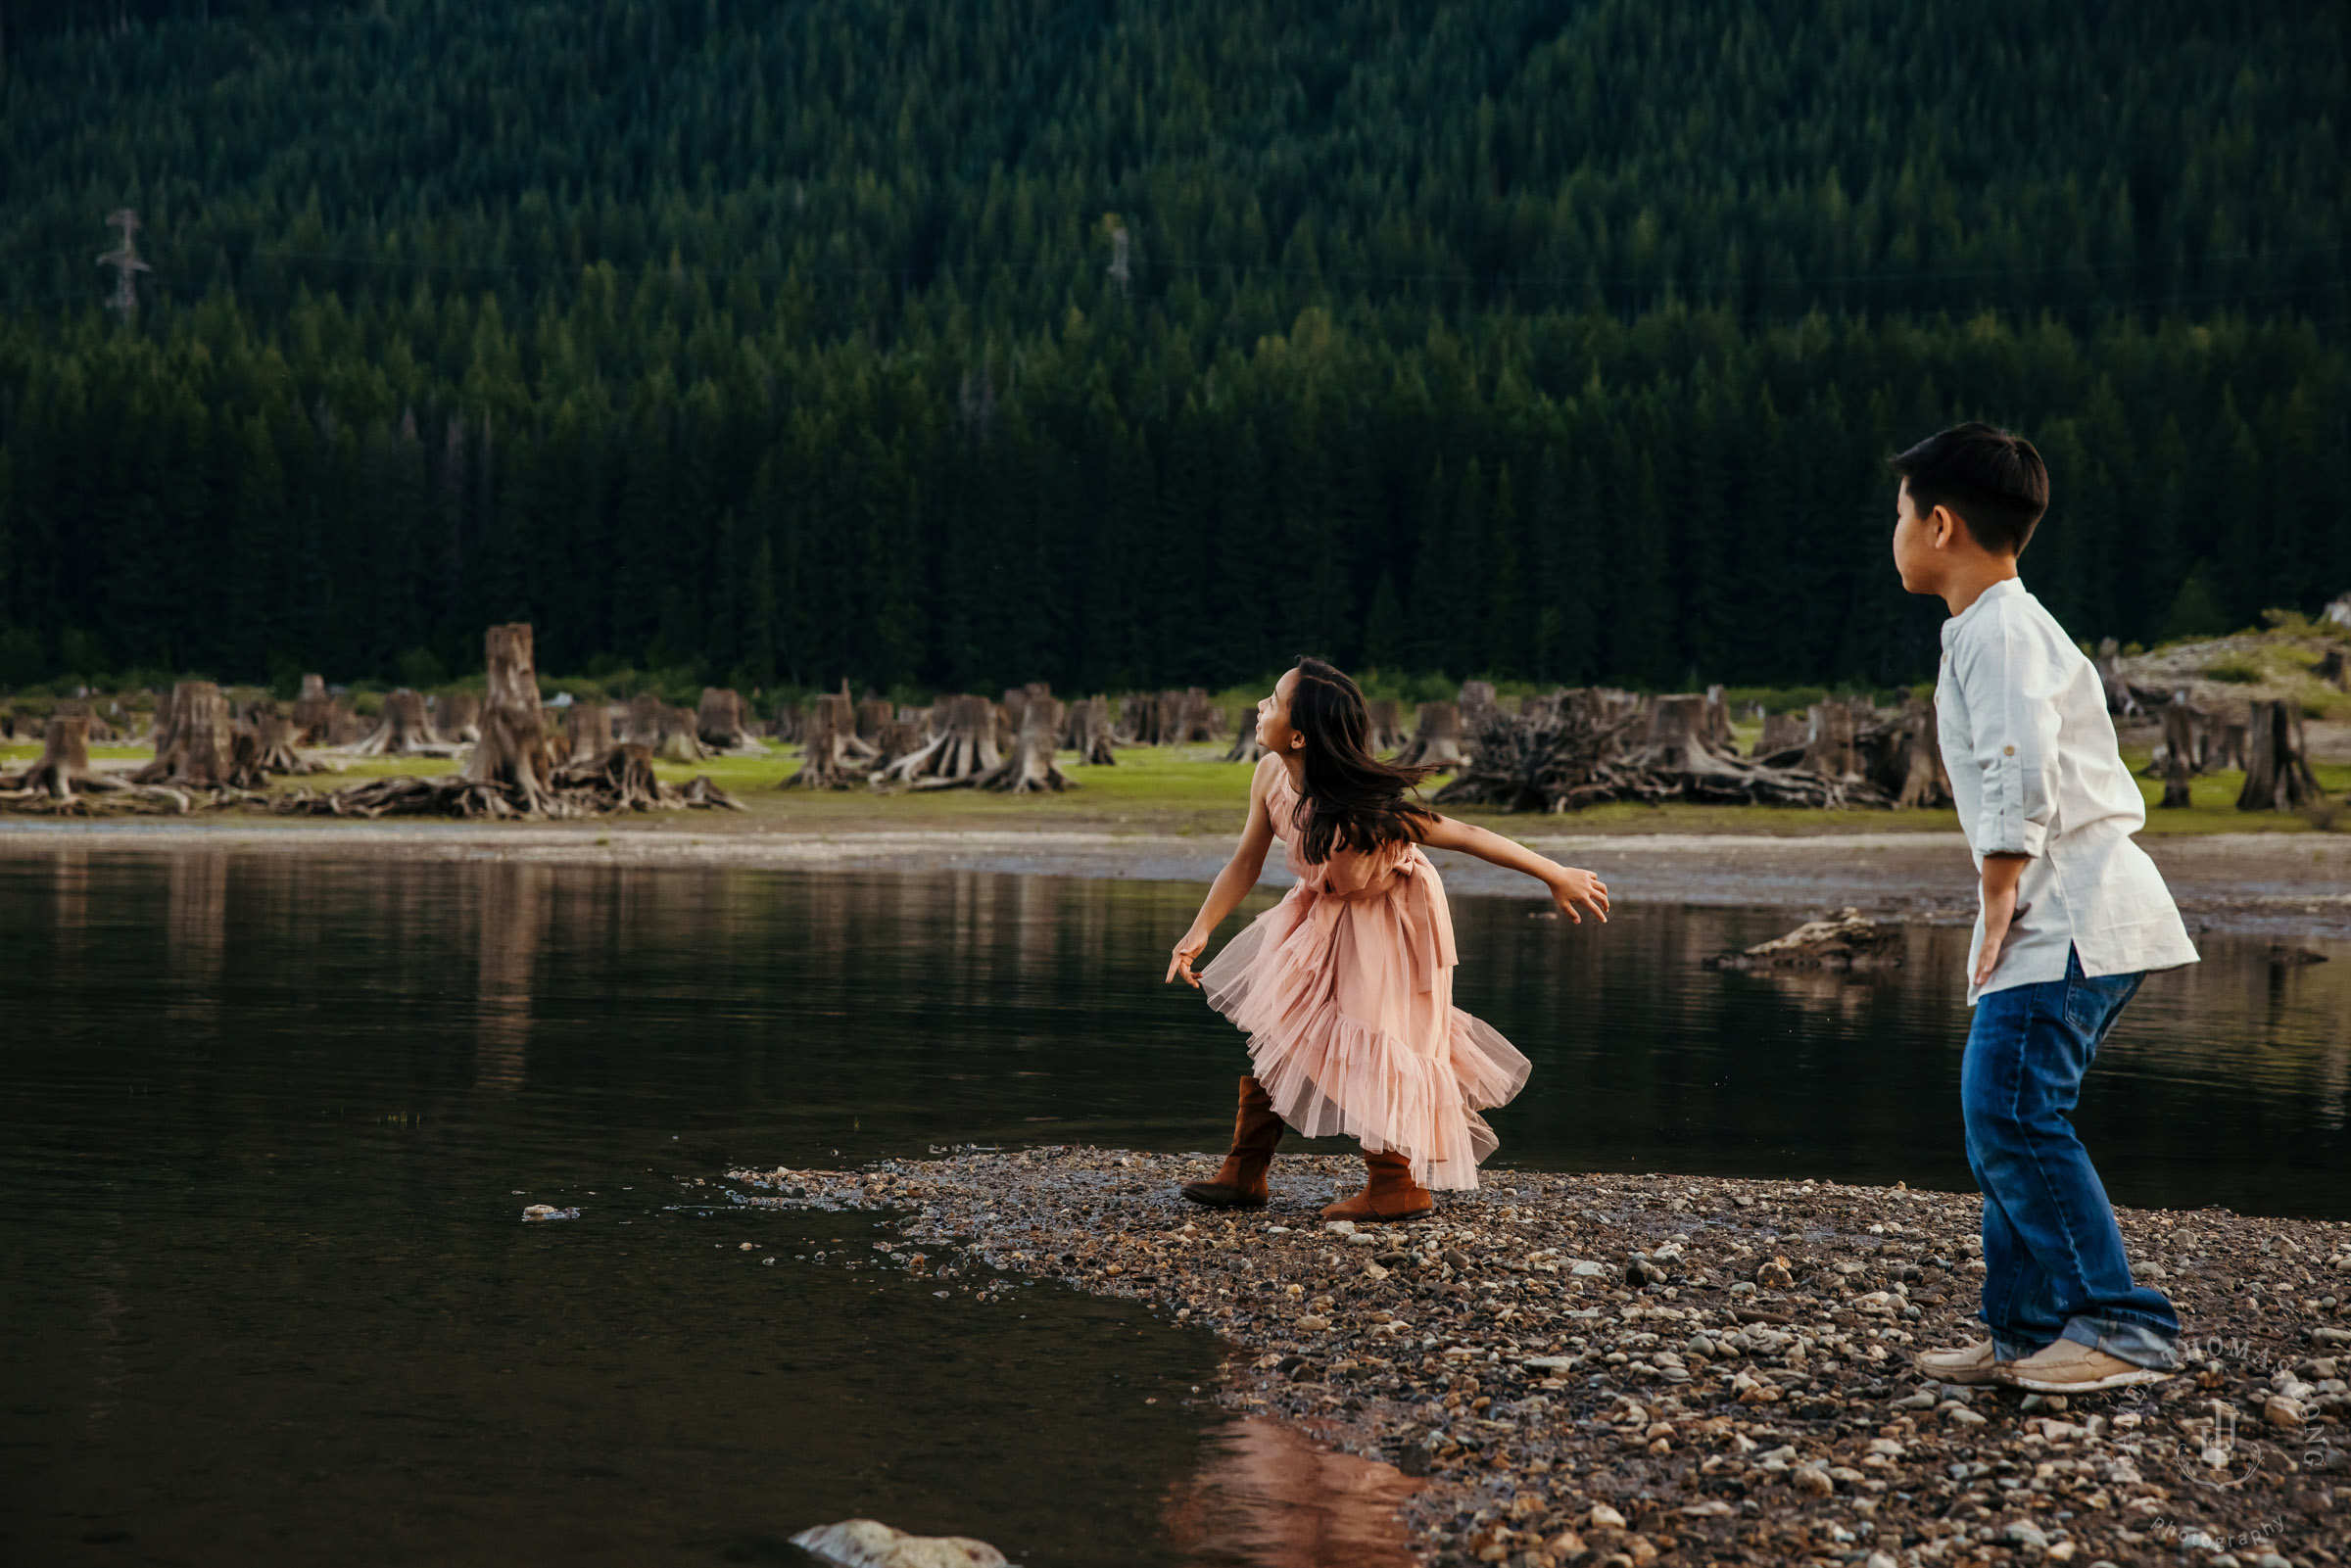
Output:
[12, 738, 2341, 839]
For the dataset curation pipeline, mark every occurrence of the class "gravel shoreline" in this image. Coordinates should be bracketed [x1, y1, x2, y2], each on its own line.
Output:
[731, 1149, 2351, 1568]
[3, 822, 2346, 937]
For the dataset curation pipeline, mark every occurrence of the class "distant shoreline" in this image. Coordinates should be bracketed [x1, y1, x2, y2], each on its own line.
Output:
[1, 821, 2343, 939]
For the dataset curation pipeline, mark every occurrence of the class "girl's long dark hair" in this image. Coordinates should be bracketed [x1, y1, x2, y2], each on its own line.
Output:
[1287, 656, 1437, 863]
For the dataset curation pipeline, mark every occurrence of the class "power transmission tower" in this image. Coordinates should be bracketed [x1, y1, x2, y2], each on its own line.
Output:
[96, 208, 152, 317]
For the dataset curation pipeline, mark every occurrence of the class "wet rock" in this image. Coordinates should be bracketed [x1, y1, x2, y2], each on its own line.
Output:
[1707, 908, 1901, 971]
[789, 1519, 1009, 1568]
[521, 1204, 579, 1221]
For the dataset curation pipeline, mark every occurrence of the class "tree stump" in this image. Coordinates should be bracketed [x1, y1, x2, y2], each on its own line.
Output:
[1366, 698, 1407, 753]
[1067, 694, 1119, 766]
[2157, 700, 2198, 807]
[290, 674, 336, 743]
[1224, 722, 1266, 763]
[978, 693, 1072, 793]
[134, 681, 240, 788]
[1855, 698, 1950, 808]
[1639, 694, 1740, 776]
[1155, 688, 1221, 743]
[1115, 691, 1163, 744]
[0, 714, 127, 803]
[1395, 702, 1467, 768]
[434, 690, 484, 743]
[883, 694, 1000, 787]
[1459, 681, 1498, 733]
[344, 689, 458, 756]
[461, 623, 555, 813]
[1703, 686, 1734, 753]
[2236, 699, 2323, 812]
[697, 688, 767, 753]
[2320, 646, 2349, 691]
[1755, 710, 1806, 763]
[854, 697, 897, 749]
[1799, 702, 1859, 780]
[232, 703, 323, 783]
[566, 701, 613, 763]
[787, 692, 879, 788]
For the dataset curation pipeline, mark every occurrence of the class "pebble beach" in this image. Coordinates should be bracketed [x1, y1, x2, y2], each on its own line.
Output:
[733, 1150, 2351, 1568]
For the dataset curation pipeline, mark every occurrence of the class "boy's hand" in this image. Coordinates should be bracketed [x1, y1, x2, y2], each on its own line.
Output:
[1167, 930, 1209, 988]
[1976, 854, 2030, 986]
[1548, 866, 1610, 925]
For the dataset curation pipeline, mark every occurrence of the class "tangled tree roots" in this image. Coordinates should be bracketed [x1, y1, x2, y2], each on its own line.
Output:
[789, 692, 881, 788]
[975, 694, 1072, 793]
[881, 694, 998, 787]
[1063, 694, 1118, 766]
[1436, 690, 1891, 813]
[276, 742, 742, 819]
[338, 689, 461, 757]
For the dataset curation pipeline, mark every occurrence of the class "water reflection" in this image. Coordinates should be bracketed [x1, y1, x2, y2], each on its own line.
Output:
[1, 850, 2346, 1566]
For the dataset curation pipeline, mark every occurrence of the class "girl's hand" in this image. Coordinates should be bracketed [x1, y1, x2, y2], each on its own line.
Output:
[1549, 866, 1610, 925]
[1167, 930, 1210, 987]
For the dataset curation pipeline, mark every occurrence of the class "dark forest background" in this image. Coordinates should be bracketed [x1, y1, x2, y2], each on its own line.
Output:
[0, 0, 2344, 698]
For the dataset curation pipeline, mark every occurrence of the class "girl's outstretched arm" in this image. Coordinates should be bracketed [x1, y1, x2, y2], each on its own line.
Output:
[1416, 814, 1611, 924]
[1166, 755, 1282, 987]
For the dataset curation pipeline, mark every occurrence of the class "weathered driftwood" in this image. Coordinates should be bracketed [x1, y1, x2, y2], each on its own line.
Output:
[1066, 694, 1119, 766]
[291, 673, 336, 743]
[2237, 699, 2324, 813]
[883, 694, 999, 787]
[788, 692, 880, 788]
[1706, 908, 1903, 972]
[1394, 702, 1467, 768]
[975, 692, 1072, 793]
[341, 688, 461, 757]
[460, 624, 555, 814]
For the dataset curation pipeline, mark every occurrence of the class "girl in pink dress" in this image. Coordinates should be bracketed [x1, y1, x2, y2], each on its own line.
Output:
[1166, 658, 1610, 1220]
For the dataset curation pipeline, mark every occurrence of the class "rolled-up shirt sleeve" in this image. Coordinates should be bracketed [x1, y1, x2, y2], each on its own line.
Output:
[1954, 613, 2063, 857]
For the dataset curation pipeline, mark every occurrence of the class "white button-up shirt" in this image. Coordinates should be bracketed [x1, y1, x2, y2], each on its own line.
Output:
[1936, 578, 2198, 1003]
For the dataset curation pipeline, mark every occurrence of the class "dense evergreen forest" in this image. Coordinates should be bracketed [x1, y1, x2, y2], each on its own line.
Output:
[0, 0, 2343, 697]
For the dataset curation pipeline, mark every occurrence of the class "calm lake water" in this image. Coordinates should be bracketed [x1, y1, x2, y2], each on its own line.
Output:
[3, 851, 2346, 1565]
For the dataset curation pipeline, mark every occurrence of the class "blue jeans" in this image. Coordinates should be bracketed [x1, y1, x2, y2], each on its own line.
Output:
[1961, 946, 2179, 1369]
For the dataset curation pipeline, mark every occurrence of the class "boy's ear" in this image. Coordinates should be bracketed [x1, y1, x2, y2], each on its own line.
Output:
[1932, 504, 1965, 551]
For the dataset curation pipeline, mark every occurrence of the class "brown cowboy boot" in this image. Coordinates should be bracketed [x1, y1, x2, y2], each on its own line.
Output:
[1319, 1147, 1435, 1222]
[1180, 1075, 1286, 1209]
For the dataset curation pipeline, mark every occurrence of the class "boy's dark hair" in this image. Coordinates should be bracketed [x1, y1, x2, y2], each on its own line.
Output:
[1890, 422, 2049, 556]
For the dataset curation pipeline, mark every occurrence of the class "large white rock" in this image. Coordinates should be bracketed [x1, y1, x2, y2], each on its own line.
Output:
[789, 1519, 1012, 1568]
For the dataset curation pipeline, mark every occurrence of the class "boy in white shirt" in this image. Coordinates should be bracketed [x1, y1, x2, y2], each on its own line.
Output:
[1890, 422, 2199, 1395]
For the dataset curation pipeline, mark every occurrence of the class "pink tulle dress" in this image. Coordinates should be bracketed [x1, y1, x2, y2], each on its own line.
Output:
[1198, 760, 1531, 1190]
